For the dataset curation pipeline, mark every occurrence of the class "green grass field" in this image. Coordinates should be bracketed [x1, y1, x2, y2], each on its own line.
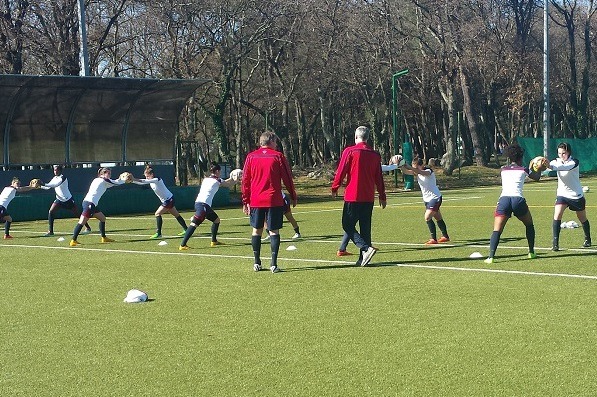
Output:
[2, 176, 597, 396]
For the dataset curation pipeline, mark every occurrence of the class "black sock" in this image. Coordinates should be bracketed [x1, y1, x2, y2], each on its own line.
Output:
[72, 223, 83, 240]
[176, 215, 187, 230]
[211, 222, 220, 242]
[155, 216, 163, 234]
[48, 212, 54, 233]
[99, 221, 106, 237]
[552, 220, 561, 246]
[525, 224, 535, 253]
[426, 220, 437, 240]
[251, 235, 262, 264]
[582, 220, 591, 242]
[270, 234, 281, 267]
[488, 230, 501, 258]
[437, 219, 448, 238]
[181, 225, 196, 246]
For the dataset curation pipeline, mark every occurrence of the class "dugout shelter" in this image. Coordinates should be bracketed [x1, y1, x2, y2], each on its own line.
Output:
[0, 74, 227, 221]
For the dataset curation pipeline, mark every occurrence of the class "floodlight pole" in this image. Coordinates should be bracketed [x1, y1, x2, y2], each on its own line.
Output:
[392, 68, 411, 188]
[543, 0, 550, 157]
[77, 0, 90, 76]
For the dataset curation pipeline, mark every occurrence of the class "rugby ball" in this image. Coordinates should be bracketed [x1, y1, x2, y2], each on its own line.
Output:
[390, 155, 406, 167]
[530, 156, 549, 172]
[229, 168, 243, 181]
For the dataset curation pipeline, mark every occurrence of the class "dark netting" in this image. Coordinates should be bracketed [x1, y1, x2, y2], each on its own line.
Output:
[0, 74, 207, 166]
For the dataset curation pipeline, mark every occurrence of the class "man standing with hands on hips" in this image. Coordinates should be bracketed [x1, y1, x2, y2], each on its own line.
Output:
[332, 126, 387, 267]
[242, 131, 297, 273]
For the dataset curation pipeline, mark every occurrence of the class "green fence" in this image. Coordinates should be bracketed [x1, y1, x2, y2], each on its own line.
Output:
[518, 138, 597, 172]
[7, 186, 232, 222]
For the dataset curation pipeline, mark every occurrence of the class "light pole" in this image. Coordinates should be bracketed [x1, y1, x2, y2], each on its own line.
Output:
[392, 68, 412, 189]
[543, 0, 550, 157]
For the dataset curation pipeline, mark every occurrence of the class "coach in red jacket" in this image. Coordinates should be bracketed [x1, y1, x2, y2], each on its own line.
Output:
[242, 131, 297, 274]
[332, 126, 386, 267]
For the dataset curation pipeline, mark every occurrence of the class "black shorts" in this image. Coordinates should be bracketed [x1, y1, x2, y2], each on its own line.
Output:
[250, 206, 284, 230]
[54, 198, 76, 210]
[555, 196, 586, 212]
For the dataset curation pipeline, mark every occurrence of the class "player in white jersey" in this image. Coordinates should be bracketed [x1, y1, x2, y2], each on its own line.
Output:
[0, 177, 38, 239]
[69, 167, 125, 247]
[401, 158, 450, 245]
[133, 165, 188, 239]
[179, 162, 238, 250]
[41, 165, 91, 236]
[548, 142, 591, 250]
[484, 144, 541, 264]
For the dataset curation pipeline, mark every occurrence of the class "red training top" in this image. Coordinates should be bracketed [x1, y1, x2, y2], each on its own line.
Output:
[331, 142, 386, 202]
[241, 147, 297, 208]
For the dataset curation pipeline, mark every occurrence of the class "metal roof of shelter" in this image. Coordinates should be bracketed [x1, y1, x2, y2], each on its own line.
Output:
[0, 74, 208, 167]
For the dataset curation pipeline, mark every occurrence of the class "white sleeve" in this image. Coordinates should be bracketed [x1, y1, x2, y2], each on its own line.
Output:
[382, 164, 398, 172]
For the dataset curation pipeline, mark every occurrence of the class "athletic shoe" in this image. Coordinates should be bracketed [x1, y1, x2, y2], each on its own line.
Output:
[425, 238, 438, 245]
[100, 237, 115, 243]
[551, 245, 559, 252]
[337, 250, 352, 257]
[177, 231, 186, 236]
[253, 263, 262, 272]
[583, 239, 592, 248]
[81, 229, 92, 235]
[210, 241, 222, 247]
[438, 236, 450, 243]
[262, 235, 271, 242]
[69, 239, 81, 247]
[270, 265, 280, 273]
[150, 233, 162, 239]
[528, 252, 537, 259]
[44, 232, 54, 237]
[360, 246, 377, 267]
[292, 233, 301, 239]
[179, 245, 190, 251]
[484, 257, 494, 264]
[3, 234, 12, 239]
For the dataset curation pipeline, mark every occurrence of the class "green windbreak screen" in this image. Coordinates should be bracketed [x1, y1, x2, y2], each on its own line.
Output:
[518, 138, 597, 172]
[0, 74, 207, 166]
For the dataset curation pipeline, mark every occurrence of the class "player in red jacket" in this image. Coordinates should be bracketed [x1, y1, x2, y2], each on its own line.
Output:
[332, 126, 386, 267]
[242, 131, 297, 273]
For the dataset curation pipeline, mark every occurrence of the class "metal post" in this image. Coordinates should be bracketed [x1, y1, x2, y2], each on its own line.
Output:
[77, 0, 90, 76]
[543, 0, 550, 157]
[392, 69, 409, 188]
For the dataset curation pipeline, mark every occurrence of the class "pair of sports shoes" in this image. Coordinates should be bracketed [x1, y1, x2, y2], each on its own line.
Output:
[253, 263, 280, 273]
[425, 236, 450, 245]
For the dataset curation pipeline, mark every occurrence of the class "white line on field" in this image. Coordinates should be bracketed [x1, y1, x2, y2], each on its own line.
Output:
[2, 243, 597, 281]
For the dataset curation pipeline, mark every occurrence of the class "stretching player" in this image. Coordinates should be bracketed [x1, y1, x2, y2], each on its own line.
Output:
[400, 157, 450, 244]
[69, 167, 126, 246]
[0, 177, 38, 239]
[548, 142, 591, 250]
[134, 165, 188, 239]
[179, 162, 238, 250]
[41, 164, 91, 236]
[484, 144, 541, 264]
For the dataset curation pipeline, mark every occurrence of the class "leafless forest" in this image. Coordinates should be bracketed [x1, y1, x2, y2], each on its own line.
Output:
[1, 0, 595, 175]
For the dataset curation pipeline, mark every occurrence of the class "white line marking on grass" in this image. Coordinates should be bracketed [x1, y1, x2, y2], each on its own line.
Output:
[393, 263, 597, 281]
[3, 243, 597, 281]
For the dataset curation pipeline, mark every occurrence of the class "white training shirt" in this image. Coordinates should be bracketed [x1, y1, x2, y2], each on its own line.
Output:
[0, 186, 16, 208]
[41, 174, 72, 202]
[549, 157, 583, 199]
[83, 177, 125, 205]
[134, 177, 173, 202]
[416, 168, 442, 202]
[499, 164, 529, 197]
[196, 176, 222, 207]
